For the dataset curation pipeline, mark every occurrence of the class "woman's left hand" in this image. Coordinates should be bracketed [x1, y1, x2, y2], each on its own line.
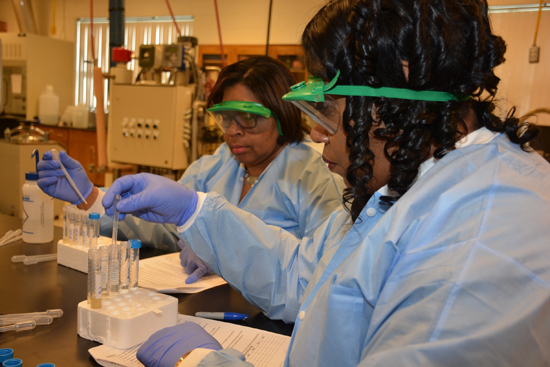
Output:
[137, 322, 222, 367]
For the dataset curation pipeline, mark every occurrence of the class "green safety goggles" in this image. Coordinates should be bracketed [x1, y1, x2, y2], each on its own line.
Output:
[207, 101, 283, 136]
[282, 70, 470, 134]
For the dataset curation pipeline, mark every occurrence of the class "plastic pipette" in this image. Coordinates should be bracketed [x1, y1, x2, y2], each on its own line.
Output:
[0, 320, 36, 333]
[50, 149, 88, 205]
[12, 254, 57, 263]
[0, 235, 23, 247]
[2, 309, 63, 319]
[0, 315, 53, 326]
[0, 229, 22, 245]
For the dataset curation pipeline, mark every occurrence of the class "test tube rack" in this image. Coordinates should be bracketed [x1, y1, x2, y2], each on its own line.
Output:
[77, 288, 178, 349]
[57, 237, 113, 273]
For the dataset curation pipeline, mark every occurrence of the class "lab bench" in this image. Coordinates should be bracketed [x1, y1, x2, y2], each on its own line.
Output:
[0, 213, 293, 366]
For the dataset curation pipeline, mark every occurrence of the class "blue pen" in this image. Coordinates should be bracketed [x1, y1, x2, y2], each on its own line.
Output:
[195, 312, 249, 321]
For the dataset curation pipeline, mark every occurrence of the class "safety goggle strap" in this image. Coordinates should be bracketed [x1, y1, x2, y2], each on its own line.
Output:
[327, 85, 468, 102]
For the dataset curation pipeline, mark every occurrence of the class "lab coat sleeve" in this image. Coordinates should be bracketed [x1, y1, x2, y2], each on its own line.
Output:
[179, 192, 343, 323]
[294, 166, 345, 238]
[175, 348, 256, 367]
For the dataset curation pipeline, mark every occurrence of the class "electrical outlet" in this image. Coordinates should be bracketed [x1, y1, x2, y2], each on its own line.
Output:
[529, 46, 540, 64]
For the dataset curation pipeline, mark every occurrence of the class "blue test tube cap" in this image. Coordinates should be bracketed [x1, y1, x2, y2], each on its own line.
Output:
[0, 348, 14, 362]
[129, 239, 142, 249]
[37, 364, 55, 367]
[89, 212, 100, 220]
[3, 358, 22, 367]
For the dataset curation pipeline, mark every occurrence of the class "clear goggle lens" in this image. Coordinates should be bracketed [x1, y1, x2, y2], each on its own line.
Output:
[209, 111, 272, 134]
[288, 94, 341, 135]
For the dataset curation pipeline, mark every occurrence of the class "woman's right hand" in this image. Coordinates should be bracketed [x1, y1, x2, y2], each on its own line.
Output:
[103, 173, 198, 226]
[37, 151, 94, 205]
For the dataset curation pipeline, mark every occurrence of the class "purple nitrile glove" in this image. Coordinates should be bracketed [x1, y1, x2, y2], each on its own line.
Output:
[37, 151, 94, 205]
[137, 322, 222, 367]
[178, 240, 212, 284]
[102, 173, 198, 226]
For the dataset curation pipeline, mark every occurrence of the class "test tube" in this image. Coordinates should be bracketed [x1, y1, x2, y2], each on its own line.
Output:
[62, 206, 69, 243]
[100, 245, 111, 298]
[112, 195, 121, 245]
[74, 208, 81, 246]
[87, 248, 102, 309]
[109, 243, 121, 295]
[88, 213, 100, 249]
[81, 211, 89, 248]
[128, 239, 141, 289]
[119, 242, 130, 292]
[68, 206, 76, 244]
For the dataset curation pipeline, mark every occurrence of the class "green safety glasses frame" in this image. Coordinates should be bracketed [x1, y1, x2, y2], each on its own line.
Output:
[282, 70, 470, 134]
[207, 101, 283, 136]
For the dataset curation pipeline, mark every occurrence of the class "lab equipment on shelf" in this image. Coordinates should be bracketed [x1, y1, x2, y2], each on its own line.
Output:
[50, 149, 88, 205]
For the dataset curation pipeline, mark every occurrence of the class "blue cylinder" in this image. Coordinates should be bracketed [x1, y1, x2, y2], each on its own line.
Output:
[3, 358, 22, 367]
[0, 349, 14, 363]
[37, 364, 55, 367]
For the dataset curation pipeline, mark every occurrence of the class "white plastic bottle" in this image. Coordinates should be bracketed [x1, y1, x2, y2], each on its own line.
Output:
[22, 172, 54, 243]
[38, 85, 60, 126]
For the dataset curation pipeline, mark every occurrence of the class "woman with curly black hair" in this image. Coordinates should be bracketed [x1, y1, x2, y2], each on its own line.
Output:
[105, 0, 550, 366]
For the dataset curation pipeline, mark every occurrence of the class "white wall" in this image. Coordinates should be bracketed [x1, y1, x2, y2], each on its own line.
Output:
[0, 0, 548, 125]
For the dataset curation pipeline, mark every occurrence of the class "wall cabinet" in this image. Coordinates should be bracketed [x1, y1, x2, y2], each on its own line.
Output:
[40, 126, 105, 187]
[198, 44, 307, 82]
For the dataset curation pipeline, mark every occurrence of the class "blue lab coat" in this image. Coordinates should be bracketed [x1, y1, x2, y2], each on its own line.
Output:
[178, 130, 550, 366]
[101, 141, 345, 251]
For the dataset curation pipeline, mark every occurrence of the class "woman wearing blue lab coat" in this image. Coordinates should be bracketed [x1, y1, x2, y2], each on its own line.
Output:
[102, 0, 550, 365]
[36, 56, 345, 283]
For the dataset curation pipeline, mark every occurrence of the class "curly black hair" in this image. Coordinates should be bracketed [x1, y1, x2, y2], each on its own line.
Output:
[302, 0, 539, 222]
[207, 55, 309, 146]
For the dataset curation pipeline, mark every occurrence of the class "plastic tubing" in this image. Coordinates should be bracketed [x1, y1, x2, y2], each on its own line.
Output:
[50, 149, 88, 205]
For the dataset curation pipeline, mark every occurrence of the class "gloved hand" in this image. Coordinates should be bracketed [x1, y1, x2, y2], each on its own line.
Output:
[137, 322, 222, 367]
[103, 173, 198, 226]
[178, 240, 212, 284]
[37, 151, 94, 205]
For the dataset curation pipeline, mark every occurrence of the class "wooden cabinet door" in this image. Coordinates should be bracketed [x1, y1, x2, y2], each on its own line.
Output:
[41, 126, 69, 150]
[68, 129, 105, 187]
